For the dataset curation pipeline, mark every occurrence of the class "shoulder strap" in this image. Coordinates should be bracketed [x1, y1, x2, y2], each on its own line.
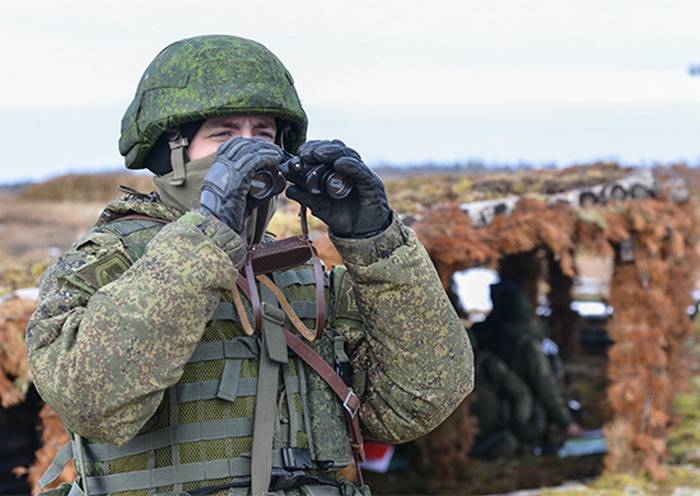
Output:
[113, 214, 169, 224]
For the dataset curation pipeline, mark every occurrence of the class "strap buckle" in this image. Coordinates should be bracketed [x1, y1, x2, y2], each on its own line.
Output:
[167, 131, 189, 151]
[281, 447, 314, 470]
[342, 389, 360, 418]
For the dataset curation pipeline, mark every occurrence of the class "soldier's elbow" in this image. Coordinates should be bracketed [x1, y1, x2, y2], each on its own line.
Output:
[56, 395, 148, 446]
[31, 362, 146, 446]
[412, 364, 475, 440]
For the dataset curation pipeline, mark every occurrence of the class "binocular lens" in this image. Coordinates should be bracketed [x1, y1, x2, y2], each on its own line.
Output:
[249, 170, 276, 200]
[323, 171, 353, 200]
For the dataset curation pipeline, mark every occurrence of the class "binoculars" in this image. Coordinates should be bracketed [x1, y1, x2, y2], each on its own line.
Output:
[249, 154, 354, 202]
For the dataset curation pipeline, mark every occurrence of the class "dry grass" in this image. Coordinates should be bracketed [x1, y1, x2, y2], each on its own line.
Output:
[20, 173, 153, 203]
[0, 298, 34, 407]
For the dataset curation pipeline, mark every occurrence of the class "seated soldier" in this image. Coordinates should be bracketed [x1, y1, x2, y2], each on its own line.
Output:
[468, 336, 544, 458]
[470, 279, 583, 453]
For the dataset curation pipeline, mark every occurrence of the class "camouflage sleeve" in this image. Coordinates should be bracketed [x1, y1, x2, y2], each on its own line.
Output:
[489, 357, 534, 429]
[329, 214, 474, 443]
[26, 211, 247, 445]
[521, 341, 573, 428]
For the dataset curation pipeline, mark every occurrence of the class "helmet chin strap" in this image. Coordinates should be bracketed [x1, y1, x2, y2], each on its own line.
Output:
[168, 129, 189, 186]
[275, 121, 288, 150]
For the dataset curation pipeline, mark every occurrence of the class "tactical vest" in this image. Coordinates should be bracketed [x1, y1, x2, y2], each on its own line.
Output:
[40, 217, 366, 496]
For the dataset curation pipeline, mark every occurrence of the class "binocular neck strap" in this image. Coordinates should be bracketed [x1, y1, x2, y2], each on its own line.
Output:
[231, 253, 326, 341]
[300, 205, 310, 237]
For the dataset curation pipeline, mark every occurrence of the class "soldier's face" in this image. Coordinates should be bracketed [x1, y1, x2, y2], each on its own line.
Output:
[188, 114, 277, 160]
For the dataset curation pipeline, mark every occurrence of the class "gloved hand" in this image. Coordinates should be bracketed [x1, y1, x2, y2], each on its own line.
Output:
[286, 140, 391, 238]
[200, 137, 285, 234]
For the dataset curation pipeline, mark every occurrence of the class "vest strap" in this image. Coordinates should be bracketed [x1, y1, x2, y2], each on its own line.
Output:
[217, 358, 243, 402]
[273, 268, 317, 289]
[251, 289, 287, 496]
[85, 458, 251, 494]
[38, 442, 73, 489]
[211, 302, 239, 321]
[41, 445, 313, 495]
[82, 417, 254, 461]
[190, 337, 260, 362]
[176, 377, 299, 404]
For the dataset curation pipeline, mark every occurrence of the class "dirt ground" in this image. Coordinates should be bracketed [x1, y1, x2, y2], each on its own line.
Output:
[0, 192, 103, 264]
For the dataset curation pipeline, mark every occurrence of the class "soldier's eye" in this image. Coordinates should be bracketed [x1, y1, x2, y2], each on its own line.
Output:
[211, 131, 233, 139]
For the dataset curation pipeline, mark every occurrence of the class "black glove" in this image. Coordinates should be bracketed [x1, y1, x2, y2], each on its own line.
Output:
[200, 137, 284, 234]
[286, 140, 391, 238]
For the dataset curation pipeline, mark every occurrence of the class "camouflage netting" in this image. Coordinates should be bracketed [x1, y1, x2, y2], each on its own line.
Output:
[14, 404, 76, 492]
[0, 298, 34, 408]
[0, 298, 75, 494]
[411, 179, 699, 481]
[384, 162, 632, 213]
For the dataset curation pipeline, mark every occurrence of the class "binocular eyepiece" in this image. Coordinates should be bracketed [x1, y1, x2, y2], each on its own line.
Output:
[249, 155, 354, 202]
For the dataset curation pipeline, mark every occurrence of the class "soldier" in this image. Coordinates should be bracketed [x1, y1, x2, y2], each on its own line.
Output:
[471, 279, 583, 453]
[26, 35, 473, 496]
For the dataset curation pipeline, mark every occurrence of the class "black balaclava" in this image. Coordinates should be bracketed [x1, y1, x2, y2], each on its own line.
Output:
[144, 120, 204, 175]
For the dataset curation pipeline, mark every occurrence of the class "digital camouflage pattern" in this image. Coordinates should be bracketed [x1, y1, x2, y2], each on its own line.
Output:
[119, 35, 308, 169]
[26, 194, 473, 488]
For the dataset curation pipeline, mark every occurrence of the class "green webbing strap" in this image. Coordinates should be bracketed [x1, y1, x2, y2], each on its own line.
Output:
[288, 301, 318, 321]
[82, 451, 295, 495]
[263, 303, 289, 365]
[177, 377, 300, 404]
[74, 434, 90, 496]
[38, 442, 73, 489]
[85, 458, 249, 494]
[211, 302, 240, 322]
[102, 219, 159, 238]
[251, 290, 288, 496]
[190, 337, 260, 363]
[273, 269, 317, 289]
[168, 387, 182, 494]
[217, 359, 242, 402]
[83, 417, 254, 461]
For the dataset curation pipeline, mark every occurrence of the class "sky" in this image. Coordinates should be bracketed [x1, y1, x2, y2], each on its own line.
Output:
[1, 0, 699, 182]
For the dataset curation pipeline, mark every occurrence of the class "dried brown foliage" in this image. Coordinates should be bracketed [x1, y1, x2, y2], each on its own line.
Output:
[414, 198, 576, 287]
[0, 300, 73, 493]
[603, 201, 699, 479]
[14, 405, 74, 494]
[0, 298, 35, 407]
[415, 195, 699, 480]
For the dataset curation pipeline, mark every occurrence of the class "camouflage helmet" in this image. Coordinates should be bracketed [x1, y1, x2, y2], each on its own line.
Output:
[119, 35, 308, 169]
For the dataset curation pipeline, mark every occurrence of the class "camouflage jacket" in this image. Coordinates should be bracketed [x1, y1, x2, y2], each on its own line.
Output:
[475, 319, 572, 429]
[26, 193, 473, 446]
